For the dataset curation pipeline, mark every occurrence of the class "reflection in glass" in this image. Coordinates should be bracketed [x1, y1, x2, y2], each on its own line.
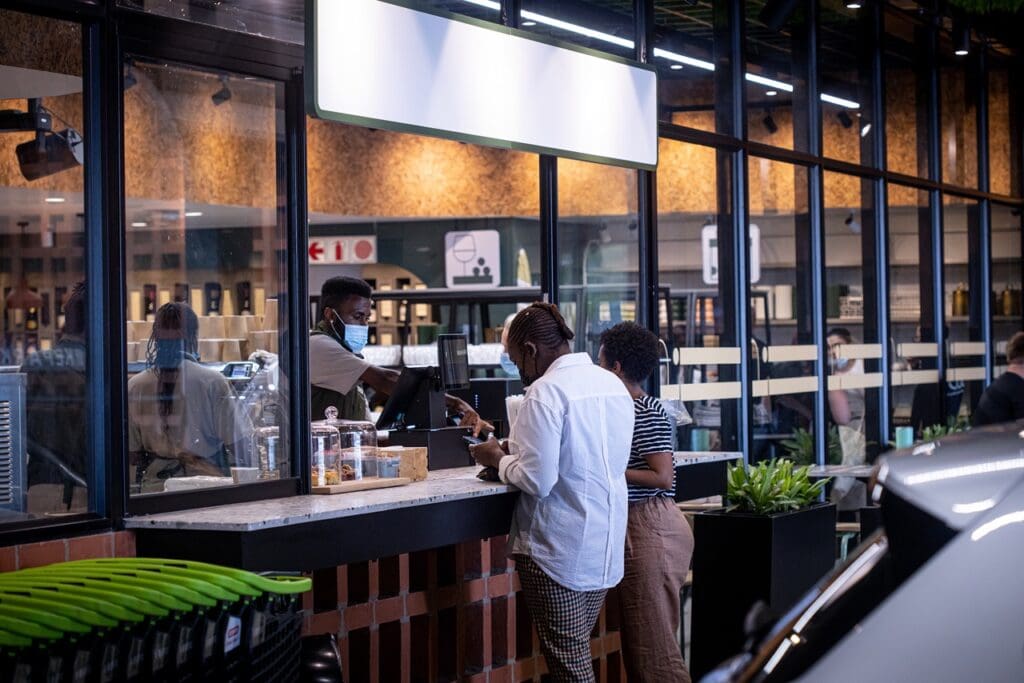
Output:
[124, 60, 288, 496]
[655, 2, 718, 131]
[820, 2, 875, 164]
[557, 158, 638, 360]
[0, 10, 90, 518]
[885, 10, 929, 178]
[748, 158, 816, 464]
[518, 1, 634, 59]
[657, 139, 738, 452]
[991, 204, 1022, 376]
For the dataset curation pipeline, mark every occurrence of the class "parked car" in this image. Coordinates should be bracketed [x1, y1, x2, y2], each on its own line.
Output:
[701, 419, 1024, 683]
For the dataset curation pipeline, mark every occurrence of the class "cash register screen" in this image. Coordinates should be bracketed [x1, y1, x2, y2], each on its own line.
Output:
[437, 334, 470, 390]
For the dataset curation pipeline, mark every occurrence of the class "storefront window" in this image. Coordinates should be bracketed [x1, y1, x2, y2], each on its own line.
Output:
[942, 195, 983, 419]
[824, 172, 881, 461]
[657, 139, 740, 453]
[820, 2, 876, 165]
[745, 0, 810, 152]
[306, 120, 540, 379]
[884, 9, 929, 178]
[938, 39, 978, 188]
[119, 0, 304, 44]
[887, 185, 941, 437]
[748, 157, 818, 463]
[518, 0, 634, 60]
[557, 158, 638, 360]
[987, 50, 1017, 197]
[654, 2, 718, 132]
[0, 11, 91, 519]
[991, 204, 1023, 376]
[123, 60, 290, 496]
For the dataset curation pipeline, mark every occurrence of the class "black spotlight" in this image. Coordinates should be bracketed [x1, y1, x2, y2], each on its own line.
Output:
[16, 129, 84, 181]
[211, 75, 232, 106]
[837, 110, 854, 129]
[124, 59, 137, 90]
[762, 110, 779, 135]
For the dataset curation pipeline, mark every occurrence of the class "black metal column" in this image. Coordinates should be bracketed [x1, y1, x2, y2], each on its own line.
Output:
[635, 0, 659, 389]
[925, 22, 947, 389]
[975, 48, 993, 385]
[286, 71, 310, 494]
[539, 156, 558, 305]
[501, 0, 521, 28]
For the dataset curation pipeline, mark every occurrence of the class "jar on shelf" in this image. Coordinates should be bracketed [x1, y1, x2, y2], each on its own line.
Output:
[315, 406, 378, 480]
[310, 423, 341, 487]
[252, 425, 288, 480]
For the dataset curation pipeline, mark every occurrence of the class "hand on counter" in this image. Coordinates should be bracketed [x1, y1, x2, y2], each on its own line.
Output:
[469, 437, 508, 469]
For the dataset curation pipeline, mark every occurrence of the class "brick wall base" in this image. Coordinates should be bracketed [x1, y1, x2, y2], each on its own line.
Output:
[0, 530, 136, 571]
[302, 535, 628, 683]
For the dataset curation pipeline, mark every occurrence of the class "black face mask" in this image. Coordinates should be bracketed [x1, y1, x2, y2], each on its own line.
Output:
[155, 339, 186, 370]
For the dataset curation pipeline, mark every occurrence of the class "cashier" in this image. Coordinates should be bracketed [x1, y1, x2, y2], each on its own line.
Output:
[309, 276, 490, 434]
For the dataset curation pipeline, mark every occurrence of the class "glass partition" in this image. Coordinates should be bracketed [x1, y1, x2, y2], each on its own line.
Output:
[991, 204, 1023, 377]
[518, 0, 634, 59]
[123, 60, 290, 496]
[988, 50, 1018, 197]
[557, 158, 638, 360]
[748, 157, 817, 464]
[654, 1, 719, 131]
[938, 39, 979, 189]
[884, 8, 930, 178]
[942, 195, 983, 419]
[824, 172, 881, 462]
[657, 139, 740, 453]
[745, 0, 809, 152]
[820, 2, 876, 165]
[0, 10, 92, 519]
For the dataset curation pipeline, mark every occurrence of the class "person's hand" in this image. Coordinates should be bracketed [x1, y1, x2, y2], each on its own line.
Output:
[469, 437, 507, 469]
[456, 401, 494, 437]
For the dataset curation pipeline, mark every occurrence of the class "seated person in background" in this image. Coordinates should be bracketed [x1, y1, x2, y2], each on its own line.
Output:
[128, 302, 252, 492]
[973, 331, 1024, 427]
[22, 282, 88, 514]
[599, 322, 694, 683]
[309, 276, 489, 433]
[826, 327, 866, 511]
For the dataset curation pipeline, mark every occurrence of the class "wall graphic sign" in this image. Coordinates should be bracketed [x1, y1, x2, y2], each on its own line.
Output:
[445, 230, 501, 288]
[308, 236, 377, 265]
[308, 0, 658, 169]
[702, 224, 760, 285]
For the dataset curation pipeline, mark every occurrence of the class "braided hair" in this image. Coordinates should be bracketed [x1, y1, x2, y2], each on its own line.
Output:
[145, 303, 200, 419]
[507, 303, 574, 353]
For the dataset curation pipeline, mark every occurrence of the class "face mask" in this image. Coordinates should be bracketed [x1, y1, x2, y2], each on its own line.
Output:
[830, 357, 850, 372]
[155, 339, 185, 370]
[499, 351, 520, 378]
[328, 308, 369, 354]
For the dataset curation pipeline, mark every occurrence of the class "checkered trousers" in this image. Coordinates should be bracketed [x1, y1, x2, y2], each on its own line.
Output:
[514, 555, 607, 683]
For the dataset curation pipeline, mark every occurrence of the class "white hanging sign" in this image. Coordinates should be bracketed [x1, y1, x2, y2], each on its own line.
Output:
[308, 0, 658, 169]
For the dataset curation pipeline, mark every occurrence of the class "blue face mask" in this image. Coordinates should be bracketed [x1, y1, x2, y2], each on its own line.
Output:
[328, 307, 369, 354]
[499, 351, 520, 378]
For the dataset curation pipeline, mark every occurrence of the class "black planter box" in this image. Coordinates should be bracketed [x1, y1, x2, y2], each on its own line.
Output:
[690, 503, 836, 679]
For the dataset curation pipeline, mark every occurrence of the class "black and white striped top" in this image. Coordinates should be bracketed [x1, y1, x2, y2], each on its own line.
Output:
[627, 395, 676, 502]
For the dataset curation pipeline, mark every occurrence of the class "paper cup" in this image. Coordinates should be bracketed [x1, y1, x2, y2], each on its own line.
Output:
[221, 339, 242, 362]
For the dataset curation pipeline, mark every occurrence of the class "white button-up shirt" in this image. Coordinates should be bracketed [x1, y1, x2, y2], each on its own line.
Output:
[498, 352, 634, 592]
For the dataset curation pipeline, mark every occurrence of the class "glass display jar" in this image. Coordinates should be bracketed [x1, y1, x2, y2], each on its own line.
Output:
[252, 425, 289, 480]
[310, 423, 342, 486]
[316, 406, 378, 480]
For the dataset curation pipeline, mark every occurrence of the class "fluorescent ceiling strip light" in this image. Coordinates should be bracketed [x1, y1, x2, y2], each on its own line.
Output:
[463, 0, 501, 9]
[820, 93, 860, 109]
[520, 10, 634, 48]
[745, 73, 794, 92]
[652, 47, 715, 72]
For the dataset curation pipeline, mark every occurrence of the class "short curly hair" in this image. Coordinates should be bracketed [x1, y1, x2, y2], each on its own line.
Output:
[599, 322, 661, 384]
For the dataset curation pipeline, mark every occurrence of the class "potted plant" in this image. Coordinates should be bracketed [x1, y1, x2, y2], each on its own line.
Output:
[690, 460, 836, 679]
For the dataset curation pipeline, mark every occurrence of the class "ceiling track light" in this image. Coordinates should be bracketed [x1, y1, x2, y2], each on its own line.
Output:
[762, 109, 779, 135]
[211, 75, 232, 106]
[837, 110, 854, 129]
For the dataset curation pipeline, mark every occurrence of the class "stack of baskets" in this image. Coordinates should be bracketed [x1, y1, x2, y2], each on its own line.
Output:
[0, 558, 310, 682]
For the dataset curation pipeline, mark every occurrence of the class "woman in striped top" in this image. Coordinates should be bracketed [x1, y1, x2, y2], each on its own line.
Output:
[599, 322, 694, 683]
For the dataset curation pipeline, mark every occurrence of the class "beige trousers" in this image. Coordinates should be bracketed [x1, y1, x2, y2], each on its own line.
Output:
[617, 496, 695, 683]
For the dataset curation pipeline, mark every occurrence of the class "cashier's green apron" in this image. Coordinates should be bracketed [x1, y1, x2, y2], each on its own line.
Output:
[310, 323, 371, 422]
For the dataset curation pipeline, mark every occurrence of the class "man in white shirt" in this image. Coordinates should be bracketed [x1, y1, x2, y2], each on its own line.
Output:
[471, 303, 634, 682]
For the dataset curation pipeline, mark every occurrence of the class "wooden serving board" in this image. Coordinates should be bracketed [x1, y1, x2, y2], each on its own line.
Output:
[311, 477, 412, 495]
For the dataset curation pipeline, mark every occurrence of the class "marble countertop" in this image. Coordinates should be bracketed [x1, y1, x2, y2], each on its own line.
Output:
[125, 451, 742, 533]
